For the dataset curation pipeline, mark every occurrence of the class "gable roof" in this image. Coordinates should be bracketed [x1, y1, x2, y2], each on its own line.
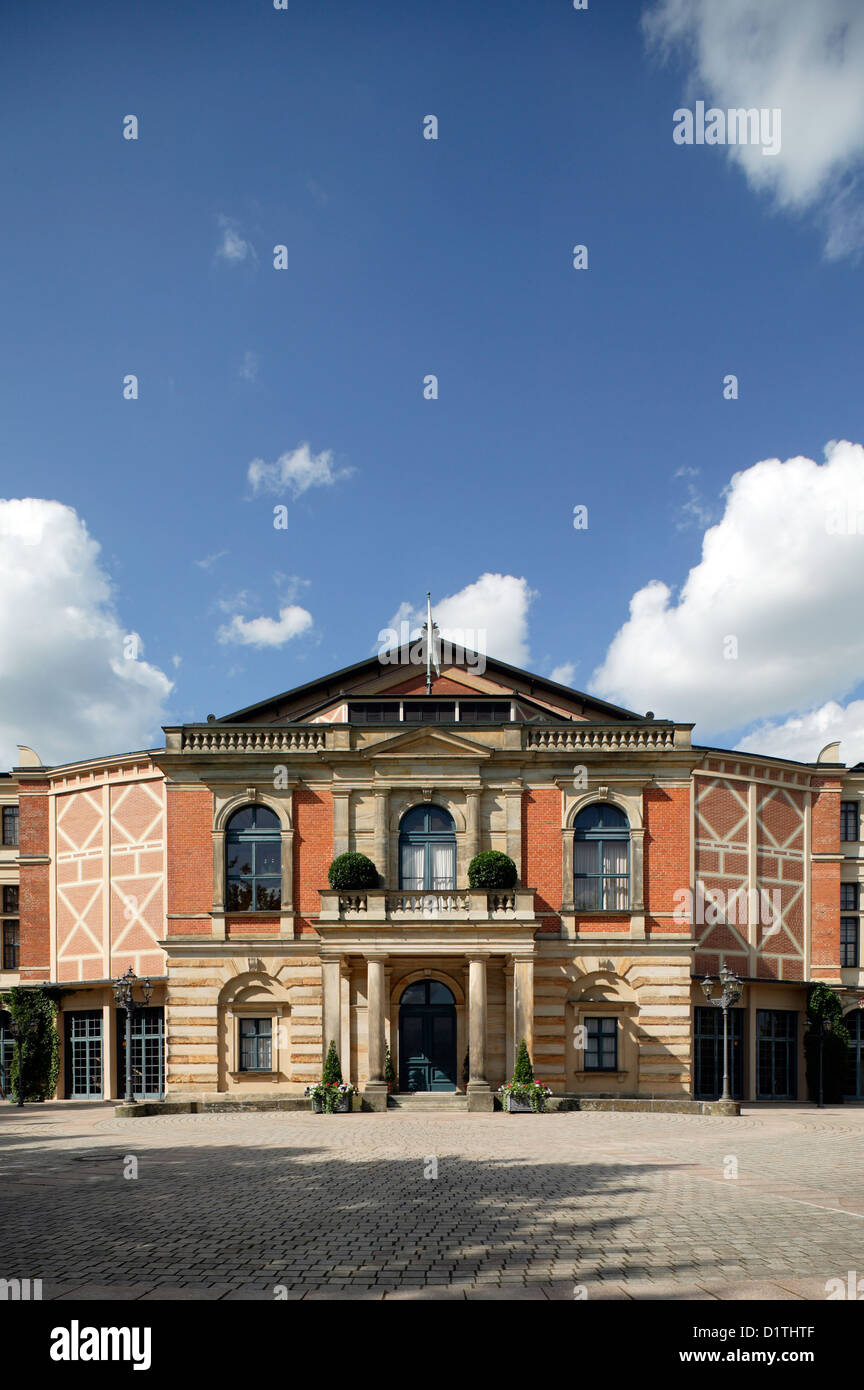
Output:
[217, 647, 647, 724]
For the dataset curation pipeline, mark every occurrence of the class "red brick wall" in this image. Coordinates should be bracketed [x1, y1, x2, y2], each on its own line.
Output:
[521, 789, 561, 932]
[294, 787, 333, 936]
[17, 781, 50, 980]
[644, 786, 690, 930]
[166, 786, 213, 922]
[811, 777, 842, 974]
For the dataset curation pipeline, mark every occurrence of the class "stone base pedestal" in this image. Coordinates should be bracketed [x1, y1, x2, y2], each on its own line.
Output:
[362, 1083, 389, 1112]
[466, 1090, 495, 1113]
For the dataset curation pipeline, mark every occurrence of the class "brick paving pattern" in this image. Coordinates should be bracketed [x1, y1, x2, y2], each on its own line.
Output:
[2, 1103, 864, 1300]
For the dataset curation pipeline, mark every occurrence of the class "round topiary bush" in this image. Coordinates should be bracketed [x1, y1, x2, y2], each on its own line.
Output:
[327, 852, 379, 889]
[468, 851, 517, 889]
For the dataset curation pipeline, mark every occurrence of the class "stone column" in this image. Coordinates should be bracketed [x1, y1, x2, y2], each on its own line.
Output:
[373, 790, 389, 886]
[322, 957, 343, 1071]
[463, 790, 481, 886]
[513, 955, 535, 1064]
[467, 955, 490, 1097]
[364, 955, 388, 1107]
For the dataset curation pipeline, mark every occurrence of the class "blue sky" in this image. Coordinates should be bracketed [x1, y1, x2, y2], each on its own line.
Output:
[2, 0, 864, 767]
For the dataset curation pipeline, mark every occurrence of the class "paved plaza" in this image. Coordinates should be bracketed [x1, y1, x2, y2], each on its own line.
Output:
[2, 1102, 864, 1300]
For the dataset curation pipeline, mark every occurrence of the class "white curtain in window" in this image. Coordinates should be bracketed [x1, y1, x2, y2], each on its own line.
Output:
[400, 843, 425, 890]
[601, 840, 629, 908]
[430, 841, 455, 890]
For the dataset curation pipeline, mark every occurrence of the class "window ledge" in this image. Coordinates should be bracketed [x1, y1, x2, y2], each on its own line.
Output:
[228, 1070, 275, 1078]
[574, 1070, 628, 1079]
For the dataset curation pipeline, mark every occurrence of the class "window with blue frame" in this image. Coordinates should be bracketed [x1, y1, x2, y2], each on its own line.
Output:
[1, 807, 18, 846]
[1, 885, 18, 970]
[842, 917, 859, 968]
[399, 805, 456, 890]
[239, 1017, 272, 1071]
[841, 801, 859, 842]
[573, 803, 630, 910]
[584, 1017, 618, 1071]
[225, 805, 281, 911]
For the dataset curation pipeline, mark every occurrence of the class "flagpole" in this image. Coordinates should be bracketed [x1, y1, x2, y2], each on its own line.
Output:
[426, 591, 433, 694]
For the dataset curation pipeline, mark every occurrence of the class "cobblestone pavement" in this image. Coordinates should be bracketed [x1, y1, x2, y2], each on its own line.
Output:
[2, 1102, 864, 1301]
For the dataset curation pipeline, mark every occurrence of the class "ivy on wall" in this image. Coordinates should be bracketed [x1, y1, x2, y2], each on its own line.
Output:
[1, 986, 61, 1101]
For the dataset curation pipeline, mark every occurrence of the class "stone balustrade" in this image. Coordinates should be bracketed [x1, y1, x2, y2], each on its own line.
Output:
[318, 888, 535, 923]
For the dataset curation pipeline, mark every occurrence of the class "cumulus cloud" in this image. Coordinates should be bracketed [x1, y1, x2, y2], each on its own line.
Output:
[643, 0, 864, 257]
[590, 440, 864, 750]
[247, 443, 354, 499]
[739, 700, 864, 765]
[215, 215, 256, 264]
[217, 604, 314, 649]
[0, 499, 173, 768]
[549, 663, 577, 687]
[386, 574, 537, 667]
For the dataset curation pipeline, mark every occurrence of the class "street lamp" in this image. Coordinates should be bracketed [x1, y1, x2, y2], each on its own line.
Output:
[8, 1016, 38, 1107]
[111, 968, 152, 1104]
[701, 963, 743, 1102]
[806, 1012, 834, 1109]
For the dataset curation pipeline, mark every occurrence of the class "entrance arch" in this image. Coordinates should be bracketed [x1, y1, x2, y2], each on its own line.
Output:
[398, 980, 457, 1092]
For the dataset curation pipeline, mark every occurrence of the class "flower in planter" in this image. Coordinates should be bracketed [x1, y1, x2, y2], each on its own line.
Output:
[306, 1041, 356, 1112]
[499, 1039, 551, 1112]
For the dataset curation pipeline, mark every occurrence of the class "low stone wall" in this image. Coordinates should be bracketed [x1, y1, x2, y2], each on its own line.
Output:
[544, 1096, 739, 1116]
[115, 1094, 740, 1118]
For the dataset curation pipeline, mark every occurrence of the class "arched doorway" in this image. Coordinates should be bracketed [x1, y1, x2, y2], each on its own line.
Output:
[844, 1009, 864, 1099]
[398, 980, 457, 1092]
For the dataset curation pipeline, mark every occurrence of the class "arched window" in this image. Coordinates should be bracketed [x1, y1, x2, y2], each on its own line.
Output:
[399, 805, 456, 891]
[226, 805, 281, 911]
[573, 803, 629, 910]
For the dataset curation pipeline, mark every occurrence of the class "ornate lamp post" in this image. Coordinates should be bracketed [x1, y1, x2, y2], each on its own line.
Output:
[701, 963, 743, 1102]
[112, 968, 152, 1104]
[8, 1016, 38, 1107]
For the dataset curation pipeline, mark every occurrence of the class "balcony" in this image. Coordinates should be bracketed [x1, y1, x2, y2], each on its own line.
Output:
[163, 720, 691, 757]
[318, 888, 536, 923]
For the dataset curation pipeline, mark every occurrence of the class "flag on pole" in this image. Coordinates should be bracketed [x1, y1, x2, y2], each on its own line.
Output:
[424, 591, 441, 694]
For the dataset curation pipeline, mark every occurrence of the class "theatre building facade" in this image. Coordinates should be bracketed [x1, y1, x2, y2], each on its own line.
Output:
[2, 650, 864, 1107]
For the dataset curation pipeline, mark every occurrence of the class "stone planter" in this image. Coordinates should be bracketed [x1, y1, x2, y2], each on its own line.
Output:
[312, 1093, 352, 1113]
[505, 1094, 535, 1113]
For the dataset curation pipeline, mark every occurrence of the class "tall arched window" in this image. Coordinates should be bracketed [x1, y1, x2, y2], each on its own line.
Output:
[573, 803, 629, 910]
[399, 805, 456, 891]
[226, 805, 282, 911]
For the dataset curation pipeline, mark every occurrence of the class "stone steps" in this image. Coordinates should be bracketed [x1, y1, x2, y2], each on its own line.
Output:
[387, 1092, 469, 1112]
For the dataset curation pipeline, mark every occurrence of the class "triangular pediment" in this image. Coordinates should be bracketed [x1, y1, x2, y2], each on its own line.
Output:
[360, 727, 493, 759]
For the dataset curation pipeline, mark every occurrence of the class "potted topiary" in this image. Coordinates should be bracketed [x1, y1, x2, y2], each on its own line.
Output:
[498, 1038, 551, 1113]
[384, 1043, 397, 1093]
[468, 851, 517, 889]
[306, 1040, 356, 1113]
[327, 852, 379, 889]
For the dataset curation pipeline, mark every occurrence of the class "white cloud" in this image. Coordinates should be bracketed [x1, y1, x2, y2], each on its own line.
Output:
[590, 440, 864, 745]
[215, 215, 256, 264]
[217, 604, 314, 649]
[549, 663, 577, 687]
[238, 350, 258, 382]
[247, 443, 354, 499]
[674, 466, 716, 531]
[0, 499, 173, 767]
[195, 550, 228, 570]
[739, 700, 864, 765]
[387, 574, 537, 666]
[643, 0, 864, 257]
